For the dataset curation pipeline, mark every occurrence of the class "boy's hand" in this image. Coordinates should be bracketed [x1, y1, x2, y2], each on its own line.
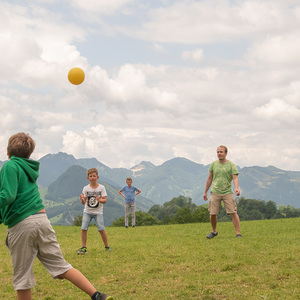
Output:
[96, 196, 107, 204]
[80, 193, 86, 204]
[118, 190, 125, 198]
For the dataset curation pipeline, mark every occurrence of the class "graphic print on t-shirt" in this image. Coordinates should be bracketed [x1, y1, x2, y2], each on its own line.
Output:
[87, 191, 101, 208]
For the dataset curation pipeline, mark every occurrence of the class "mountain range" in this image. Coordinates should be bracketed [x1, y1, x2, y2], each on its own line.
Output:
[1, 152, 300, 226]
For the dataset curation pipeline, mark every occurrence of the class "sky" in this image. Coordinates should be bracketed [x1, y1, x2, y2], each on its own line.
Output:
[1, 0, 300, 171]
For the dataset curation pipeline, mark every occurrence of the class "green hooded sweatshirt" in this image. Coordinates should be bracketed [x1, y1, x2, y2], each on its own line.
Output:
[0, 156, 45, 228]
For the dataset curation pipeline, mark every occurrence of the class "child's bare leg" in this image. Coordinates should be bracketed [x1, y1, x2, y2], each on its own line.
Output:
[17, 289, 32, 300]
[58, 268, 96, 297]
[81, 230, 88, 247]
[99, 230, 108, 247]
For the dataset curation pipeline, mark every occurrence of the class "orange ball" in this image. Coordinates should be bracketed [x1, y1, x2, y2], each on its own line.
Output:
[68, 67, 85, 85]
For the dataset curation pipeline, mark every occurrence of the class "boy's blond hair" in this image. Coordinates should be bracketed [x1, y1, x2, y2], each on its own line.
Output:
[7, 132, 35, 159]
[87, 168, 98, 176]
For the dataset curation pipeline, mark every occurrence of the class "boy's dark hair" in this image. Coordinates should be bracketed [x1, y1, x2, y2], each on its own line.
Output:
[7, 132, 35, 159]
[87, 168, 98, 176]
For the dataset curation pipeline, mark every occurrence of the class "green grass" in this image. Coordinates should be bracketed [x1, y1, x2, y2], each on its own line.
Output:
[49, 213, 64, 224]
[1, 218, 300, 299]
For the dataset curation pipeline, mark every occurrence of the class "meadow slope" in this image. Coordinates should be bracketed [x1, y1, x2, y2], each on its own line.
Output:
[0, 218, 299, 299]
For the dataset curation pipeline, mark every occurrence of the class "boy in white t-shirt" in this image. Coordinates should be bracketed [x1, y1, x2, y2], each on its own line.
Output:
[77, 168, 111, 254]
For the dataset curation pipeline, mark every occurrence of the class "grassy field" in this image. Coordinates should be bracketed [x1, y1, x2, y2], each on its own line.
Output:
[0, 218, 300, 299]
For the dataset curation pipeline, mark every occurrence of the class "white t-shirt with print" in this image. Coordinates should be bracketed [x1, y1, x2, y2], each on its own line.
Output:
[82, 184, 107, 215]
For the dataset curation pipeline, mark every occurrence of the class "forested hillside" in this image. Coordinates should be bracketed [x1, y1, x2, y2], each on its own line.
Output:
[110, 196, 300, 227]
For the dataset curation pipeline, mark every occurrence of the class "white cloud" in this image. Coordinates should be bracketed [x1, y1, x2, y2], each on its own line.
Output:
[254, 98, 300, 120]
[71, 0, 136, 15]
[81, 64, 179, 110]
[181, 48, 204, 63]
[62, 131, 86, 158]
[153, 43, 168, 55]
[245, 32, 300, 67]
[118, 0, 300, 44]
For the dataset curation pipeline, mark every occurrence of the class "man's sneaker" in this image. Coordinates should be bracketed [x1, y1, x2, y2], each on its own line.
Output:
[92, 291, 113, 300]
[236, 234, 242, 238]
[132, 225, 135, 228]
[105, 246, 111, 251]
[77, 246, 87, 255]
[125, 226, 128, 228]
[206, 232, 218, 239]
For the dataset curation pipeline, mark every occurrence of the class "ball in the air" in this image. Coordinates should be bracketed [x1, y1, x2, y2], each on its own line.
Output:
[68, 67, 85, 85]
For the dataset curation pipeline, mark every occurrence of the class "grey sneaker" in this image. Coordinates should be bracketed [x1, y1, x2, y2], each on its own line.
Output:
[236, 234, 242, 238]
[206, 232, 218, 239]
[92, 291, 113, 300]
[77, 246, 87, 255]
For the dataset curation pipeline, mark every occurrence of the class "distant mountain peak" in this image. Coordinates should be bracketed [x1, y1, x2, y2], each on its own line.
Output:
[40, 152, 76, 161]
[131, 161, 155, 169]
[131, 161, 156, 177]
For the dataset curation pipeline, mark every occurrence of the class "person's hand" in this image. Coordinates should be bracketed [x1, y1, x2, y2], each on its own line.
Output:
[80, 193, 86, 204]
[95, 196, 101, 202]
[203, 192, 208, 201]
[235, 189, 240, 196]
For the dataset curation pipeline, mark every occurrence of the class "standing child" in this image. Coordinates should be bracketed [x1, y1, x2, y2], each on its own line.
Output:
[118, 177, 141, 228]
[0, 132, 112, 300]
[77, 168, 111, 254]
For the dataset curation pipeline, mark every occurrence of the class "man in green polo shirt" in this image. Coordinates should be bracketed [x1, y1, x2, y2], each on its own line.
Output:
[203, 145, 242, 238]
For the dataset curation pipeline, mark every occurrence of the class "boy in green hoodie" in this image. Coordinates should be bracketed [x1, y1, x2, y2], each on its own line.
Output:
[0, 133, 113, 300]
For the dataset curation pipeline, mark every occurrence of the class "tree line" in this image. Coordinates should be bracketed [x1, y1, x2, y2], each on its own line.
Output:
[109, 196, 300, 227]
[73, 195, 300, 226]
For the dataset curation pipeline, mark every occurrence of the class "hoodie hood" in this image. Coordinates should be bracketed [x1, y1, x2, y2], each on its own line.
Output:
[10, 156, 39, 183]
[0, 156, 44, 227]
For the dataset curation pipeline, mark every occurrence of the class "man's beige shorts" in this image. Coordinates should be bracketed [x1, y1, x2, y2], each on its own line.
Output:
[208, 192, 237, 215]
[6, 213, 72, 291]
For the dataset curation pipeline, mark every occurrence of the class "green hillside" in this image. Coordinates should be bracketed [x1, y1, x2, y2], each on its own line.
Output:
[239, 166, 300, 206]
[133, 157, 208, 205]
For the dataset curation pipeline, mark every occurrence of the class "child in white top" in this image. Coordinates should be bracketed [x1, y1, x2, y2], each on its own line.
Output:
[77, 168, 111, 254]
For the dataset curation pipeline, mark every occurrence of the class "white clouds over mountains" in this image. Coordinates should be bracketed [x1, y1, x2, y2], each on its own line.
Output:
[0, 0, 300, 172]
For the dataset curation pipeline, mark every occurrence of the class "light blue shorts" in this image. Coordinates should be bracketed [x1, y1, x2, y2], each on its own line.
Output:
[81, 212, 105, 231]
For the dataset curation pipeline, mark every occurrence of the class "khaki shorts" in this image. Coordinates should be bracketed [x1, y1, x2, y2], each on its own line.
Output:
[6, 213, 72, 291]
[208, 192, 237, 215]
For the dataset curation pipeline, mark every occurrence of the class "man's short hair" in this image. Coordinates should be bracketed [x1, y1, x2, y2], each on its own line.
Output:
[218, 145, 228, 153]
[7, 132, 35, 159]
[87, 168, 98, 176]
